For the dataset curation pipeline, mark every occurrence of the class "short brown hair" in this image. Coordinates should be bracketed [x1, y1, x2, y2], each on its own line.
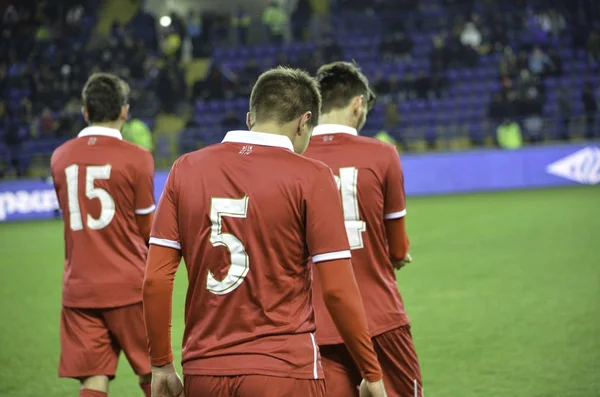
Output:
[315, 61, 376, 114]
[249, 66, 321, 128]
[82, 73, 130, 123]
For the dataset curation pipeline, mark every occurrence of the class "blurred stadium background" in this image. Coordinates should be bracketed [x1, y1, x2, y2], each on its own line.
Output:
[0, 0, 599, 396]
[0, 0, 599, 174]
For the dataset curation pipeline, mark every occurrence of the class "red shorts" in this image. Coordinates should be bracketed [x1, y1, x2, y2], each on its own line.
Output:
[59, 303, 151, 379]
[320, 325, 422, 397]
[184, 375, 326, 397]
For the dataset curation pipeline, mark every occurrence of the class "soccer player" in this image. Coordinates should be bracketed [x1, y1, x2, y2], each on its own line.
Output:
[51, 73, 155, 397]
[143, 67, 388, 397]
[303, 61, 422, 397]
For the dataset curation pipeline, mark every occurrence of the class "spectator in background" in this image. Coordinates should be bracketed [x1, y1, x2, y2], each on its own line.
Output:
[546, 48, 563, 76]
[490, 14, 508, 52]
[157, 61, 186, 113]
[587, 29, 600, 67]
[414, 70, 430, 99]
[557, 86, 571, 141]
[528, 46, 552, 76]
[64, 2, 84, 35]
[291, 0, 311, 42]
[460, 22, 481, 50]
[517, 70, 544, 124]
[122, 118, 154, 152]
[430, 73, 447, 99]
[372, 72, 389, 97]
[232, 6, 251, 45]
[320, 37, 343, 63]
[111, 21, 126, 45]
[571, 7, 589, 58]
[220, 110, 242, 131]
[170, 11, 187, 42]
[380, 101, 407, 151]
[236, 58, 261, 97]
[516, 49, 529, 74]
[263, 1, 288, 44]
[582, 82, 598, 139]
[499, 47, 518, 78]
[401, 73, 415, 100]
[161, 29, 183, 62]
[536, 9, 566, 40]
[3, 116, 28, 178]
[523, 113, 543, 143]
[381, 32, 413, 61]
[488, 92, 506, 122]
[497, 118, 522, 149]
[39, 108, 58, 136]
[187, 10, 203, 53]
[384, 101, 400, 131]
[430, 32, 449, 74]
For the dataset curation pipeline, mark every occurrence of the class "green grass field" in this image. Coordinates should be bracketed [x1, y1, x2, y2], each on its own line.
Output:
[1, 186, 599, 397]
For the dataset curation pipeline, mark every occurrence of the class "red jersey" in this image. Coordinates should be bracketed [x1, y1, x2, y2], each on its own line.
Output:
[51, 126, 155, 309]
[304, 124, 409, 345]
[149, 130, 352, 379]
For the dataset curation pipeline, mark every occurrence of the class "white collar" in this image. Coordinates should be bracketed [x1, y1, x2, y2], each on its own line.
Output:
[222, 130, 294, 151]
[78, 126, 123, 140]
[312, 124, 358, 136]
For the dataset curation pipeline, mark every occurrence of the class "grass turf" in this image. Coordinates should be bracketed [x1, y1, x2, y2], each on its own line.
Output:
[0, 186, 598, 396]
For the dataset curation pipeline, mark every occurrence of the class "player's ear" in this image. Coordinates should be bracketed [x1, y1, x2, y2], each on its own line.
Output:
[352, 95, 364, 114]
[120, 104, 130, 121]
[81, 107, 89, 124]
[298, 111, 312, 136]
[246, 112, 253, 130]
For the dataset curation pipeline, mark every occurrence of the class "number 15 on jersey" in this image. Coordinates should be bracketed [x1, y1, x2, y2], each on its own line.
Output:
[333, 167, 366, 250]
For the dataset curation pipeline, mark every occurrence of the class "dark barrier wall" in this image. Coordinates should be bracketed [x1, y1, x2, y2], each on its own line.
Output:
[0, 143, 598, 222]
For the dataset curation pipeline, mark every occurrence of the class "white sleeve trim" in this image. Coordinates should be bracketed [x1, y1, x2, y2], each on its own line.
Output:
[135, 204, 156, 215]
[384, 209, 407, 220]
[312, 250, 351, 263]
[149, 237, 181, 250]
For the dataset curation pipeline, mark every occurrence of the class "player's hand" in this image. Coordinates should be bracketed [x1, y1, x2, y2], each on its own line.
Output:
[393, 253, 412, 270]
[151, 362, 184, 397]
[359, 379, 388, 397]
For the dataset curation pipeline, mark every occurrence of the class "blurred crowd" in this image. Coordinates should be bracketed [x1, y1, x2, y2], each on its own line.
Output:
[1, 0, 600, 178]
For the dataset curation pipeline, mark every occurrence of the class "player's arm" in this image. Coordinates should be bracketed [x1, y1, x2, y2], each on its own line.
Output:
[136, 213, 154, 244]
[144, 244, 181, 365]
[306, 167, 384, 384]
[134, 151, 156, 244]
[142, 162, 183, 394]
[382, 146, 411, 267]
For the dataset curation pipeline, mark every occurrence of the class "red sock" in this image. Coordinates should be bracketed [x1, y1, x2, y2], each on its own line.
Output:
[140, 382, 151, 397]
[79, 390, 107, 397]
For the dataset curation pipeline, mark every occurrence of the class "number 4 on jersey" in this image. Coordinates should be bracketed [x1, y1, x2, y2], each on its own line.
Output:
[333, 167, 366, 250]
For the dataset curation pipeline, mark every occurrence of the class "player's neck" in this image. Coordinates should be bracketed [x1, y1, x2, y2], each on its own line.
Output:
[250, 122, 295, 142]
[88, 121, 123, 131]
[319, 111, 355, 129]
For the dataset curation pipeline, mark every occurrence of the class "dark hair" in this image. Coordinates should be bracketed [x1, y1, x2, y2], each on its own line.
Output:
[315, 61, 376, 114]
[82, 73, 130, 123]
[249, 66, 321, 128]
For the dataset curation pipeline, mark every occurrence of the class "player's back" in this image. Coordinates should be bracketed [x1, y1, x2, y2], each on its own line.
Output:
[165, 132, 340, 378]
[304, 126, 409, 343]
[51, 127, 155, 309]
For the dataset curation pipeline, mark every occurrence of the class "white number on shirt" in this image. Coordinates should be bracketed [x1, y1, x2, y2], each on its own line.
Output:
[207, 196, 250, 295]
[65, 164, 115, 231]
[333, 167, 366, 250]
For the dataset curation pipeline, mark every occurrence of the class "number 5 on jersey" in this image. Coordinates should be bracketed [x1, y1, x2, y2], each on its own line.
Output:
[333, 167, 366, 250]
[207, 196, 250, 295]
[65, 164, 115, 231]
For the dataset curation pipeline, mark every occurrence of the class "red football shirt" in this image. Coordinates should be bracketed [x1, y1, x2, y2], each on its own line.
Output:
[51, 126, 155, 309]
[304, 124, 409, 345]
[150, 130, 352, 379]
